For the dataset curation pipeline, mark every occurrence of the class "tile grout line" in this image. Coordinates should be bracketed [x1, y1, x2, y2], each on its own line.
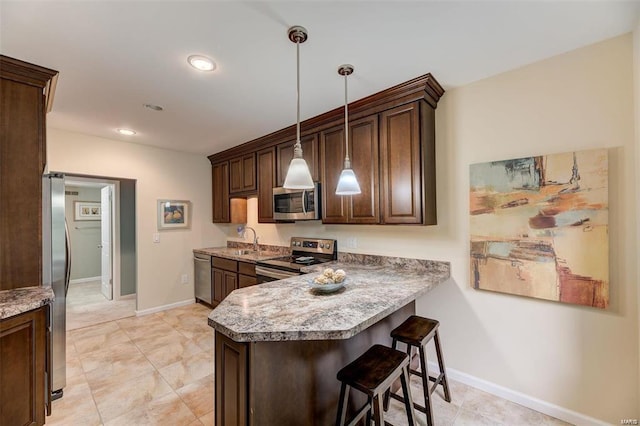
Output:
[116, 314, 202, 423]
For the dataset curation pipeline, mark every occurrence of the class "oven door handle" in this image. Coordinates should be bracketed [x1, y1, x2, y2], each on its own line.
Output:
[255, 266, 299, 281]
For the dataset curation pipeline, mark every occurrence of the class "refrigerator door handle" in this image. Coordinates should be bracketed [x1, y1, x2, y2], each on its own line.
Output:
[64, 219, 71, 296]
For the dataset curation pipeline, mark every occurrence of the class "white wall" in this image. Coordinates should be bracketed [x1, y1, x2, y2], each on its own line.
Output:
[47, 129, 225, 311]
[65, 186, 102, 280]
[221, 34, 639, 422]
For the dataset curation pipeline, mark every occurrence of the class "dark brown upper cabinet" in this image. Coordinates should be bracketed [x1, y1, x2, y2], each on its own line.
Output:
[212, 161, 230, 223]
[229, 153, 256, 194]
[257, 147, 277, 223]
[276, 134, 319, 187]
[208, 73, 444, 226]
[0, 55, 58, 290]
[321, 115, 379, 224]
[379, 102, 424, 224]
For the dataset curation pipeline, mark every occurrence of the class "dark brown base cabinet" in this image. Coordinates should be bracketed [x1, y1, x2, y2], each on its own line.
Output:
[208, 73, 444, 226]
[0, 306, 50, 426]
[213, 302, 415, 426]
[212, 257, 257, 306]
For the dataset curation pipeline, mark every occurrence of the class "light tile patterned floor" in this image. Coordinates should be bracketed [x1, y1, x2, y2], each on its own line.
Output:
[49, 303, 570, 425]
[67, 281, 136, 330]
[49, 303, 214, 426]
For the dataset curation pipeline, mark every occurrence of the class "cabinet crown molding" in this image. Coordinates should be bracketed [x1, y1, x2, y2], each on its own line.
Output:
[0, 55, 59, 112]
[208, 73, 444, 164]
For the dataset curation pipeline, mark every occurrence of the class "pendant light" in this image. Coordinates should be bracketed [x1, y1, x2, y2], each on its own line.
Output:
[335, 64, 361, 195]
[283, 26, 314, 189]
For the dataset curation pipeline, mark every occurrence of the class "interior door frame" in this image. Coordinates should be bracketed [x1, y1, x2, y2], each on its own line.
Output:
[64, 176, 122, 302]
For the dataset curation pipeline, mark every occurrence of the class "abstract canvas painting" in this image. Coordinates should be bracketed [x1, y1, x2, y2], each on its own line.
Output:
[470, 149, 608, 308]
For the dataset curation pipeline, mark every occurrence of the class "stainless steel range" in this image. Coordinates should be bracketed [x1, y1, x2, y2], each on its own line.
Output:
[255, 237, 337, 283]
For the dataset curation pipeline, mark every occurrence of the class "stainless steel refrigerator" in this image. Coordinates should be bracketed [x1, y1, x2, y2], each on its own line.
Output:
[42, 173, 70, 399]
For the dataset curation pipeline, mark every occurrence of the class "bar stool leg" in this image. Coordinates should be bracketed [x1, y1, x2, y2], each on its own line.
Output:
[434, 330, 451, 403]
[335, 383, 350, 426]
[383, 339, 399, 411]
[418, 345, 434, 426]
[400, 365, 416, 426]
[373, 394, 385, 426]
[366, 396, 373, 426]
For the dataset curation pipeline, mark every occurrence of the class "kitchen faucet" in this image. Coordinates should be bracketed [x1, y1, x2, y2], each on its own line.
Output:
[238, 225, 259, 252]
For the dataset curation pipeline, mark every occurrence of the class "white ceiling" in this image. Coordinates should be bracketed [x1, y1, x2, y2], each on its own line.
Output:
[1, 1, 638, 156]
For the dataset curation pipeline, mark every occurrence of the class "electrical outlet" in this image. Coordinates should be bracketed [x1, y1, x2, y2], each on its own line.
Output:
[153, 233, 160, 243]
[181, 274, 188, 284]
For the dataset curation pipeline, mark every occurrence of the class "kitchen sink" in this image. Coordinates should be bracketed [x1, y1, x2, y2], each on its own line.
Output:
[232, 249, 255, 255]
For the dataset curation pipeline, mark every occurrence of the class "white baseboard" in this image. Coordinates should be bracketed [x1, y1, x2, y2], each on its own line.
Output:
[427, 361, 608, 426]
[69, 276, 101, 284]
[119, 293, 136, 300]
[135, 299, 195, 316]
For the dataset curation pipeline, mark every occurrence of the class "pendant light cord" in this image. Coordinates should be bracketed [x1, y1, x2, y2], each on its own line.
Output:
[295, 39, 301, 150]
[344, 72, 350, 168]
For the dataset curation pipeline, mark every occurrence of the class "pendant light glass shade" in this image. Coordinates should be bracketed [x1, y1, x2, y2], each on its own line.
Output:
[283, 26, 314, 190]
[336, 168, 361, 195]
[283, 157, 314, 188]
[335, 64, 361, 196]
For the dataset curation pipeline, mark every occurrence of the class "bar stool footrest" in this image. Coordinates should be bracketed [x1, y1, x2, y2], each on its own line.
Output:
[388, 392, 428, 415]
[346, 402, 371, 426]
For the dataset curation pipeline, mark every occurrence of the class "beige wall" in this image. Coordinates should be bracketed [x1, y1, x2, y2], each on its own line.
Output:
[65, 186, 102, 280]
[221, 34, 639, 422]
[47, 129, 225, 311]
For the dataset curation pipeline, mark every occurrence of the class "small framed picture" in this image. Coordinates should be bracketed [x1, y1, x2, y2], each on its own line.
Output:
[74, 201, 101, 221]
[157, 200, 191, 230]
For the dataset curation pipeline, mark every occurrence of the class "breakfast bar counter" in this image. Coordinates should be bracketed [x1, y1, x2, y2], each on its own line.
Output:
[208, 255, 450, 425]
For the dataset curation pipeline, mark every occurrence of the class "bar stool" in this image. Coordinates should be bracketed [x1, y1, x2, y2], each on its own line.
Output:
[336, 344, 416, 426]
[384, 316, 451, 426]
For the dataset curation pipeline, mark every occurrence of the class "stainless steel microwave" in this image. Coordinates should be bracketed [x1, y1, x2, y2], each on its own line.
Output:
[273, 183, 321, 221]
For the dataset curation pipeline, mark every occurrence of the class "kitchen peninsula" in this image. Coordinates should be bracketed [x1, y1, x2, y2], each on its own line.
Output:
[208, 254, 450, 425]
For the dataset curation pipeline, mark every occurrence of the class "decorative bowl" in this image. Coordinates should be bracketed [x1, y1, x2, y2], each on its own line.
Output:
[308, 277, 347, 294]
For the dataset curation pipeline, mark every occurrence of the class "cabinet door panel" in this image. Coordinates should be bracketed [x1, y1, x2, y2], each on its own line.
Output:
[223, 271, 238, 299]
[229, 158, 243, 193]
[320, 127, 347, 223]
[348, 116, 379, 224]
[380, 103, 422, 224]
[230, 154, 256, 194]
[0, 307, 46, 426]
[276, 134, 319, 186]
[0, 79, 44, 289]
[238, 274, 256, 289]
[213, 268, 225, 305]
[242, 154, 256, 192]
[257, 148, 276, 223]
[215, 331, 248, 426]
[212, 162, 230, 223]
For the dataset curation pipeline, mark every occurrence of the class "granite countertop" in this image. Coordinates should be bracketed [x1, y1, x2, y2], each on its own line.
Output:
[208, 257, 450, 342]
[0, 286, 55, 320]
[193, 247, 285, 263]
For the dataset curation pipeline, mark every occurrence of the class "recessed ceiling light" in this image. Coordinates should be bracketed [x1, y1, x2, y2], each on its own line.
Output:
[144, 103, 164, 111]
[117, 128, 136, 136]
[187, 55, 216, 72]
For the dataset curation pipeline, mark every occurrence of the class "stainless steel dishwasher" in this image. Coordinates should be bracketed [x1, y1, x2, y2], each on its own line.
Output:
[194, 253, 212, 305]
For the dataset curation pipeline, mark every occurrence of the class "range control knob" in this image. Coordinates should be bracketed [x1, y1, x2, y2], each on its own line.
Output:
[320, 243, 325, 248]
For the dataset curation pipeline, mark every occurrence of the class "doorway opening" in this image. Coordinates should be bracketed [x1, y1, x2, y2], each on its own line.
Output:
[63, 174, 137, 330]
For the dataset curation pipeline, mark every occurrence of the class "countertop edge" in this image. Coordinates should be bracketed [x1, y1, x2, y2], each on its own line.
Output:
[209, 272, 449, 342]
[0, 286, 55, 321]
[193, 247, 285, 263]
